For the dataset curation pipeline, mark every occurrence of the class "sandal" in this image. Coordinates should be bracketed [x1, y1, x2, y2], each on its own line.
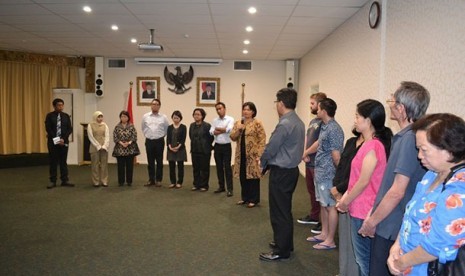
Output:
[168, 184, 176, 188]
[236, 200, 246, 205]
[175, 184, 182, 189]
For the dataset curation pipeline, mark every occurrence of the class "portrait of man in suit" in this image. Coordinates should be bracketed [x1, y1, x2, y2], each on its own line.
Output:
[142, 82, 156, 99]
[201, 83, 216, 100]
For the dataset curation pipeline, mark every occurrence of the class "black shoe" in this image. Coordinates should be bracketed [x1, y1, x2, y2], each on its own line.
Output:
[297, 215, 319, 225]
[214, 188, 225, 193]
[61, 182, 74, 187]
[227, 191, 233, 197]
[311, 223, 322, 234]
[259, 251, 290, 262]
[47, 182, 56, 189]
[127, 183, 132, 186]
[269, 241, 294, 252]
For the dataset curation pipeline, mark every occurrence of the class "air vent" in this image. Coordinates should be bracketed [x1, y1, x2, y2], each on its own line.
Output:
[234, 61, 252, 71]
[108, 58, 126, 68]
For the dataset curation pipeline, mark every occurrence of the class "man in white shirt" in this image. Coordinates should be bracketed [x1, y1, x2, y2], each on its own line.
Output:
[141, 99, 169, 187]
[210, 102, 234, 196]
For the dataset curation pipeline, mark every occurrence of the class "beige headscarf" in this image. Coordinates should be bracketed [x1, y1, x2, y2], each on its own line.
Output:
[92, 111, 104, 124]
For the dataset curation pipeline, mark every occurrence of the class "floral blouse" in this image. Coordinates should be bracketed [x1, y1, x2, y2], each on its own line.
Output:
[399, 169, 465, 275]
[112, 123, 140, 157]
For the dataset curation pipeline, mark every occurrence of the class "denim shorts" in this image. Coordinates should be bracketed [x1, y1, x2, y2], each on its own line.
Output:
[315, 180, 336, 207]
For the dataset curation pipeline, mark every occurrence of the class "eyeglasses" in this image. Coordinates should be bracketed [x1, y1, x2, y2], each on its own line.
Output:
[274, 100, 280, 103]
[386, 100, 396, 104]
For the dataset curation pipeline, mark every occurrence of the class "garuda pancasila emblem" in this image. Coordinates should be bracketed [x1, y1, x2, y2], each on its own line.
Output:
[164, 65, 194, 94]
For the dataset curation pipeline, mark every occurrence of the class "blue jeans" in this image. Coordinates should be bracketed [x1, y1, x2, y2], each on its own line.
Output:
[350, 216, 372, 276]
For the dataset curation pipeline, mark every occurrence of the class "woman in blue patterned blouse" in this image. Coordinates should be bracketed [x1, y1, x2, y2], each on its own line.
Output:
[387, 113, 465, 275]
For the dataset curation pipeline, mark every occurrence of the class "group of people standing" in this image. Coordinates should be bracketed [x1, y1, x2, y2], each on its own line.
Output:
[295, 82, 465, 276]
[45, 83, 465, 274]
[44, 98, 267, 209]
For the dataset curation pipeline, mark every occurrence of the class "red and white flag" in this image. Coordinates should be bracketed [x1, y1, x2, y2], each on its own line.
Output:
[127, 83, 134, 124]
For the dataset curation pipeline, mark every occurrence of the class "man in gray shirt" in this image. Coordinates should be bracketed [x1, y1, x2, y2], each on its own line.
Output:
[357, 82, 430, 276]
[259, 88, 305, 262]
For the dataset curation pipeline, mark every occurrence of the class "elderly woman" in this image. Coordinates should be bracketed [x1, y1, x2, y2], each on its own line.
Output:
[230, 102, 266, 208]
[112, 110, 140, 187]
[189, 108, 214, 192]
[387, 113, 465, 275]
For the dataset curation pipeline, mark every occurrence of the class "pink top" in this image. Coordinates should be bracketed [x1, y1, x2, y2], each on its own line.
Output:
[348, 139, 387, 219]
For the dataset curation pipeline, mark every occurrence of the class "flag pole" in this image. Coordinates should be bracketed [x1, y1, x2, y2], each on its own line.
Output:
[241, 83, 245, 106]
[127, 81, 137, 164]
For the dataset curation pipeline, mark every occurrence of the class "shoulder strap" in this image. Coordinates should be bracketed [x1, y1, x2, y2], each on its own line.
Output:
[442, 163, 465, 192]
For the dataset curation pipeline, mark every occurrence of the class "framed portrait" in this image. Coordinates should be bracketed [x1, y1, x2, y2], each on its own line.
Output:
[137, 76, 160, 106]
[197, 77, 220, 106]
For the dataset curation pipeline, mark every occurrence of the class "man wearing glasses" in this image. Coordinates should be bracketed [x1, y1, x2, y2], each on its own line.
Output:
[259, 88, 305, 262]
[142, 99, 169, 187]
[358, 81, 430, 276]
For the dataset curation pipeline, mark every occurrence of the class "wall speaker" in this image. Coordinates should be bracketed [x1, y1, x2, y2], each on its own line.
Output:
[285, 59, 299, 91]
[95, 56, 104, 97]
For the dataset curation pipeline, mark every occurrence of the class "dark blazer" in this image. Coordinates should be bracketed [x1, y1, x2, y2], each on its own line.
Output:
[201, 91, 215, 100]
[45, 111, 73, 144]
[189, 122, 213, 154]
[166, 124, 187, 151]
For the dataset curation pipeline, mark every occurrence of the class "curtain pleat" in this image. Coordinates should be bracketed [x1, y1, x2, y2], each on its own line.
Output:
[0, 61, 80, 154]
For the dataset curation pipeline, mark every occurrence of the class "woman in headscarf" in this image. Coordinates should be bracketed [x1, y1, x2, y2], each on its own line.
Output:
[88, 111, 110, 187]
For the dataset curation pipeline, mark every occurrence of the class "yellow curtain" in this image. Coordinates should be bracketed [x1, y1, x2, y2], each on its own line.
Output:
[0, 61, 80, 154]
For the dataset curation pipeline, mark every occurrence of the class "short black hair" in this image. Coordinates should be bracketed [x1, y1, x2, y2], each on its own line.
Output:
[52, 98, 64, 107]
[119, 110, 130, 122]
[412, 113, 465, 163]
[243, 102, 257, 118]
[215, 102, 226, 109]
[151, 98, 161, 105]
[171, 110, 183, 121]
[276, 88, 297, 109]
[193, 108, 206, 121]
[319, 98, 337, 117]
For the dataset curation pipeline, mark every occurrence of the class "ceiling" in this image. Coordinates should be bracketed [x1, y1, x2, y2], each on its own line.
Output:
[0, 0, 370, 60]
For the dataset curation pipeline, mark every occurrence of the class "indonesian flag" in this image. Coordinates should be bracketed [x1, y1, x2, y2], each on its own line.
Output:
[127, 83, 134, 124]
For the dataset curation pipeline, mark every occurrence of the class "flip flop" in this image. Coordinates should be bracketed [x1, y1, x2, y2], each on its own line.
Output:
[306, 236, 324, 243]
[313, 243, 337, 250]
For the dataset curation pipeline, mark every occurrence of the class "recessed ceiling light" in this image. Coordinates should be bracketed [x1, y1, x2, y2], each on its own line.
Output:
[245, 26, 253, 32]
[184, 34, 189, 38]
[130, 38, 137, 43]
[111, 25, 119, 31]
[243, 40, 250, 45]
[83, 6, 92, 13]
[248, 7, 257, 14]
[243, 50, 249, 54]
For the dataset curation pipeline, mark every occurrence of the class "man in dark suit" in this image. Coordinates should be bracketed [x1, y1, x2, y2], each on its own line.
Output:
[142, 83, 156, 99]
[201, 84, 215, 100]
[45, 98, 74, 189]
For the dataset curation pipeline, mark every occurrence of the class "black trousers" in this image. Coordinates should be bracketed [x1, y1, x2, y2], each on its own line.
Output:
[116, 156, 134, 185]
[213, 143, 233, 191]
[239, 155, 260, 203]
[48, 142, 69, 183]
[191, 152, 211, 189]
[268, 166, 299, 257]
[369, 234, 394, 276]
[145, 138, 165, 182]
[169, 161, 184, 185]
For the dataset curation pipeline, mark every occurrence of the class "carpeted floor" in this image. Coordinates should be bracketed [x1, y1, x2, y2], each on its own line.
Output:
[0, 164, 339, 275]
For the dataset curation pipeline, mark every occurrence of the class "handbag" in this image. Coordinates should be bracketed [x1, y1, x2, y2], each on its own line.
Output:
[427, 163, 465, 275]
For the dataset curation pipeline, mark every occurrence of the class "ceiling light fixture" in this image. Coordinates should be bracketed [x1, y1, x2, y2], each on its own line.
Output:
[83, 6, 92, 13]
[138, 29, 164, 51]
[243, 50, 249, 54]
[245, 26, 253, 32]
[243, 40, 250, 45]
[130, 38, 137, 43]
[248, 7, 257, 14]
[111, 25, 118, 31]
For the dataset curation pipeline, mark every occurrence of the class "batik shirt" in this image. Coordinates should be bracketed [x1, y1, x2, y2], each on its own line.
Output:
[399, 169, 465, 275]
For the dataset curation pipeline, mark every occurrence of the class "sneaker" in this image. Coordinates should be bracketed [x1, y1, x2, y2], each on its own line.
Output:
[297, 215, 319, 225]
[311, 223, 322, 234]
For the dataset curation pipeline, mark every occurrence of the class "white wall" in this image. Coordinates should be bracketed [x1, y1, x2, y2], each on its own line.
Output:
[297, 0, 465, 173]
[81, 59, 286, 164]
